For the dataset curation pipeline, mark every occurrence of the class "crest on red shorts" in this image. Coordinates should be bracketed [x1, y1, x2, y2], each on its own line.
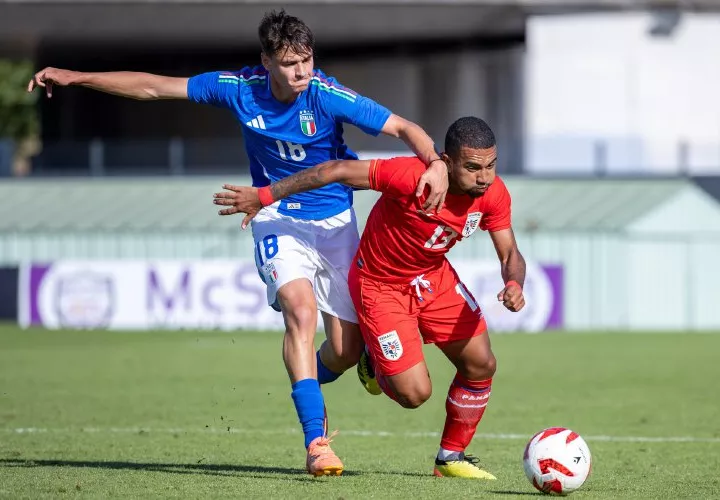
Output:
[462, 212, 483, 237]
[378, 331, 403, 360]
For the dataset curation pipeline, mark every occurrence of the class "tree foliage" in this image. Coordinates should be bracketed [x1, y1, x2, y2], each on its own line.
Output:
[0, 59, 39, 141]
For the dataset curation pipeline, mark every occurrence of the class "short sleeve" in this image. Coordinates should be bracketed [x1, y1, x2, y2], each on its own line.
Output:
[316, 74, 391, 136]
[480, 177, 512, 232]
[187, 71, 240, 109]
[368, 157, 425, 198]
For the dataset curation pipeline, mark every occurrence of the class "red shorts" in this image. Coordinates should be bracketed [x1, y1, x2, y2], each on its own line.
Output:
[348, 261, 488, 376]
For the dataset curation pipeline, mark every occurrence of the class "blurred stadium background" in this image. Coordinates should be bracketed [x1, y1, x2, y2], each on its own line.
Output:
[1, 1, 720, 498]
[1, 0, 719, 331]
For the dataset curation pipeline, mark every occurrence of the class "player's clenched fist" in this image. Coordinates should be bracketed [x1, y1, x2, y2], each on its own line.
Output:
[497, 281, 525, 312]
[213, 184, 262, 229]
[27, 67, 80, 98]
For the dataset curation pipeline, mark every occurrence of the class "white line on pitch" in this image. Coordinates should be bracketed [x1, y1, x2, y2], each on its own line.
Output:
[3, 427, 720, 444]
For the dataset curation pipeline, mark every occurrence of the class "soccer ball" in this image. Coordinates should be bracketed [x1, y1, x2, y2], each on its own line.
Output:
[523, 427, 592, 495]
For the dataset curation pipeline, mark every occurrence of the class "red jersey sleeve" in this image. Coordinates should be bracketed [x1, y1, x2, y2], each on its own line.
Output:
[368, 156, 425, 198]
[479, 176, 512, 232]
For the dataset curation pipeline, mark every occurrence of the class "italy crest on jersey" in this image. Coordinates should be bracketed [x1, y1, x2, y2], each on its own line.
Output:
[462, 212, 483, 237]
[299, 110, 317, 137]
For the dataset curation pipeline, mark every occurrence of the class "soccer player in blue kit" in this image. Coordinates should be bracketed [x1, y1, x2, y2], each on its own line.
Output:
[28, 10, 449, 476]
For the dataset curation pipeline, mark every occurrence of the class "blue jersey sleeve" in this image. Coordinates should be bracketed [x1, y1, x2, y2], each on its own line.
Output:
[186, 71, 240, 109]
[316, 75, 392, 136]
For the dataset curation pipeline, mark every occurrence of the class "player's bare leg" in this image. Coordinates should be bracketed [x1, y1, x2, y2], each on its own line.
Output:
[440, 330, 496, 380]
[277, 278, 343, 476]
[317, 313, 382, 395]
[432, 332, 497, 479]
[374, 360, 433, 409]
[278, 279, 319, 381]
[317, 313, 363, 374]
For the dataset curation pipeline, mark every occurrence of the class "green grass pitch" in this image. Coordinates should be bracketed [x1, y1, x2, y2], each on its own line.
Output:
[1, 325, 719, 499]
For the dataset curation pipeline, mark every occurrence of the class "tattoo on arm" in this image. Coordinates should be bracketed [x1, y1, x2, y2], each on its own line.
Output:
[269, 162, 334, 201]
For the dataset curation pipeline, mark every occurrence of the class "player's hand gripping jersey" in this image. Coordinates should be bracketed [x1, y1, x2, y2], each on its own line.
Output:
[349, 156, 512, 376]
[188, 66, 391, 220]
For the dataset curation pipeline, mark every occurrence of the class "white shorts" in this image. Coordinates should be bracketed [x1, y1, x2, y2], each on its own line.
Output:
[250, 204, 360, 323]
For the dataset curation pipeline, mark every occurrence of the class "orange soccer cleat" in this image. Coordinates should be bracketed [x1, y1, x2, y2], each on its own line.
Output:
[306, 431, 343, 476]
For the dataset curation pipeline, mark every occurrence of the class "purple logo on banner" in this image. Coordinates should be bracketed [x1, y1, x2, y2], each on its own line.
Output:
[26, 265, 115, 328]
[28, 264, 52, 326]
[542, 265, 564, 329]
[463, 262, 564, 332]
[147, 268, 191, 313]
[55, 271, 115, 328]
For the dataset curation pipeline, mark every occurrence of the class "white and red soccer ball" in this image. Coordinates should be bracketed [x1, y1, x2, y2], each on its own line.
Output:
[523, 427, 592, 495]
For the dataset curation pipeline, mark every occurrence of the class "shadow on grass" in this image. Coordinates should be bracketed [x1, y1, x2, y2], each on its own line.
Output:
[0, 458, 448, 479]
[0, 458, 362, 480]
[489, 491, 543, 496]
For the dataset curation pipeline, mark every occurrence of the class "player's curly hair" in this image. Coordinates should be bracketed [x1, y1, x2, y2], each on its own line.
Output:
[445, 117, 496, 157]
[258, 10, 315, 57]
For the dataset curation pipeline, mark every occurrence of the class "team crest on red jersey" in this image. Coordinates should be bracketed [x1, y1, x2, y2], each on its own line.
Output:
[462, 212, 483, 237]
[299, 110, 317, 137]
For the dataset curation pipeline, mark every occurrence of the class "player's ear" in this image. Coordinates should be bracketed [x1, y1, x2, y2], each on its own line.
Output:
[441, 152, 452, 170]
[261, 52, 271, 70]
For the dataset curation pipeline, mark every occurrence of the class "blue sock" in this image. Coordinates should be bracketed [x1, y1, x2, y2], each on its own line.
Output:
[291, 378, 326, 448]
[316, 350, 341, 385]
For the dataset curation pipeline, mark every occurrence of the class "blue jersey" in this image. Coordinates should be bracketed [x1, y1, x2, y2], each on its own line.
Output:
[187, 66, 392, 220]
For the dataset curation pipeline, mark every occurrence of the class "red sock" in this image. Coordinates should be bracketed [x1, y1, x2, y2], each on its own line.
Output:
[440, 373, 492, 452]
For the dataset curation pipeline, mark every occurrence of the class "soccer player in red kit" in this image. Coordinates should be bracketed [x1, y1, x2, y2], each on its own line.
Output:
[215, 117, 527, 479]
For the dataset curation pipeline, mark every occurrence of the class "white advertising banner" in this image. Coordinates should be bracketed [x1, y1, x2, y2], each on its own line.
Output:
[20, 260, 563, 331]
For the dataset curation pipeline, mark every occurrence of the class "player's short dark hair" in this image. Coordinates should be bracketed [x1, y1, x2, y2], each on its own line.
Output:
[444, 117, 496, 157]
[258, 10, 315, 57]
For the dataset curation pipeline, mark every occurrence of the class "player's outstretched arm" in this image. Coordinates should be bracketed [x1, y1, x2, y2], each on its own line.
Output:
[27, 67, 189, 100]
[269, 159, 372, 196]
[381, 114, 449, 213]
[490, 228, 527, 312]
[214, 160, 372, 228]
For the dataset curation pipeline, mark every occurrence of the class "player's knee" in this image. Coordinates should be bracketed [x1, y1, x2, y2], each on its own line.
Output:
[463, 351, 497, 380]
[284, 304, 316, 336]
[396, 385, 432, 409]
[488, 353, 497, 376]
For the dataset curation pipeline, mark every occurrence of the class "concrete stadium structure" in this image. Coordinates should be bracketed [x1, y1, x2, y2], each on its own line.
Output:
[2, 0, 717, 175]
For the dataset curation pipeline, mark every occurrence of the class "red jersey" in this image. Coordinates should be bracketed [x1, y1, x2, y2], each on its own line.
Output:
[355, 156, 511, 282]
